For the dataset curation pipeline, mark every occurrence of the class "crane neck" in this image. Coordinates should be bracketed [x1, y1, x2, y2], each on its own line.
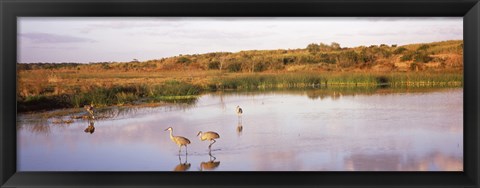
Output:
[169, 129, 174, 140]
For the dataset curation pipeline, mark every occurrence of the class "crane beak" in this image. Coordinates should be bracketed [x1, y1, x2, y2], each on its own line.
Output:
[164, 128, 168, 131]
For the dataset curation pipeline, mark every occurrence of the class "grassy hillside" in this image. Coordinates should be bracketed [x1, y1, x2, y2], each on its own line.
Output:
[17, 40, 463, 112]
[18, 40, 463, 73]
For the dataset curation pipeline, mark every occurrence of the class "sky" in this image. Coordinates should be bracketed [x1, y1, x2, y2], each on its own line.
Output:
[17, 17, 463, 63]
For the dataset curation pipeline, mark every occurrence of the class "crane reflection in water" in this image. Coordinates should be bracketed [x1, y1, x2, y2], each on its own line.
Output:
[84, 120, 95, 134]
[173, 155, 191, 171]
[200, 151, 221, 171]
[236, 121, 243, 136]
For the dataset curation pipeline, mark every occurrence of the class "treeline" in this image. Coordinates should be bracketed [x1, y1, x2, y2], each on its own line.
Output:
[18, 40, 463, 72]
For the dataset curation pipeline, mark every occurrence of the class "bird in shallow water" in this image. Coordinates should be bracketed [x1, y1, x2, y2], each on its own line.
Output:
[165, 127, 191, 154]
[236, 105, 243, 123]
[197, 131, 220, 149]
[236, 105, 243, 117]
[84, 104, 95, 119]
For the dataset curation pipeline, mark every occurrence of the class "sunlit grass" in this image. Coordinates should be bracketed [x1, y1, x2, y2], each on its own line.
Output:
[17, 69, 463, 112]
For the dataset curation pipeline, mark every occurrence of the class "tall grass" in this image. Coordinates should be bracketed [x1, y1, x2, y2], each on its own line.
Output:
[18, 80, 202, 112]
[17, 72, 463, 112]
[210, 72, 462, 90]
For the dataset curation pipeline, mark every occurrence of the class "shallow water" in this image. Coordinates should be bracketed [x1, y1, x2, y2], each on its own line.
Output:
[17, 87, 463, 171]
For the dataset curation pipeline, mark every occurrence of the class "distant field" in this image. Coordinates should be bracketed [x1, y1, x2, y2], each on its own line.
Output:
[17, 40, 464, 112]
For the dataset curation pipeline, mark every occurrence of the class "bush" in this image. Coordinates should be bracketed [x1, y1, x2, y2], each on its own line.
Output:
[338, 50, 358, 68]
[254, 62, 266, 72]
[393, 47, 407, 54]
[208, 61, 220, 70]
[400, 52, 414, 61]
[307, 43, 320, 54]
[319, 53, 336, 64]
[227, 62, 242, 72]
[414, 52, 433, 63]
[417, 44, 430, 51]
[177, 57, 192, 64]
[283, 57, 296, 65]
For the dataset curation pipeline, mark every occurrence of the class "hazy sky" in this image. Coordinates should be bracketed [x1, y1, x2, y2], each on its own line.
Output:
[18, 17, 462, 63]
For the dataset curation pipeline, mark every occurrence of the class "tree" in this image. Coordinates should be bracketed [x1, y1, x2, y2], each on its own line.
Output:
[331, 42, 341, 50]
[319, 43, 330, 51]
[307, 43, 320, 54]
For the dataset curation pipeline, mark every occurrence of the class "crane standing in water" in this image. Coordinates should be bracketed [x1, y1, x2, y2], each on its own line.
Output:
[236, 105, 243, 122]
[197, 131, 220, 149]
[165, 127, 191, 154]
[84, 104, 95, 119]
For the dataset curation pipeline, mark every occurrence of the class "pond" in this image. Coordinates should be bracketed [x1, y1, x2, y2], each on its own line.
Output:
[17, 87, 463, 171]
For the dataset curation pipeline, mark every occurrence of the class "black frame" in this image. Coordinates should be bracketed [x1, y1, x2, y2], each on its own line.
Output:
[1, 0, 479, 187]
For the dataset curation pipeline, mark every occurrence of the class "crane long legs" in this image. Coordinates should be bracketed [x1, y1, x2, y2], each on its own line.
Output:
[208, 140, 217, 149]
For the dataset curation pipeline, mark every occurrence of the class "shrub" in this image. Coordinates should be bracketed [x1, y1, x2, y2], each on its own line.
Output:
[254, 62, 266, 72]
[177, 57, 192, 64]
[307, 43, 320, 54]
[338, 50, 358, 68]
[227, 62, 242, 72]
[400, 52, 414, 61]
[417, 44, 430, 51]
[319, 53, 336, 64]
[414, 52, 433, 63]
[208, 61, 220, 70]
[283, 57, 296, 65]
[393, 47, 407, 54]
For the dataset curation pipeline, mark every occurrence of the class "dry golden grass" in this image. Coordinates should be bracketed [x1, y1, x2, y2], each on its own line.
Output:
[16, 40, 463, 113]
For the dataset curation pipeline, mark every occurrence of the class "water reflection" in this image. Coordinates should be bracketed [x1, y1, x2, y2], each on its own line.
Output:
[200, 152, 221, 171]
[212, 86, 456, 101]
[344, 152, 462, 171]
[29, 124, 51, 135]
[84, 120, 95, 134]
[236, 121, 243, 136]
[173, 155, 191, 171]
[17, 88, 462, 171]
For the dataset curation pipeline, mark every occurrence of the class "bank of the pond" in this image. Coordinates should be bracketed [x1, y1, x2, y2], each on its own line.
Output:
[210, 72, 462, 89]
[17, 72, 463, 113]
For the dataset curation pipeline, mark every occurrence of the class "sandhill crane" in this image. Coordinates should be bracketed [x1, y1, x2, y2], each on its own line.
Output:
[165, 127, 191, 154]
[236, 105, 243, 122]
[236, 105, 243, 117]
[84, 104, 95, 119]
[200, 152, 220, 171]
[197, 131, 220, 149]
[173, 155, 191, 171]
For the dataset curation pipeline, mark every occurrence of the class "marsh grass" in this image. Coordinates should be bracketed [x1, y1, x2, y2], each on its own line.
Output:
[17, 71, 463, 113]
[18, 80, 202, 112]
[210, 72, 462, 90]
